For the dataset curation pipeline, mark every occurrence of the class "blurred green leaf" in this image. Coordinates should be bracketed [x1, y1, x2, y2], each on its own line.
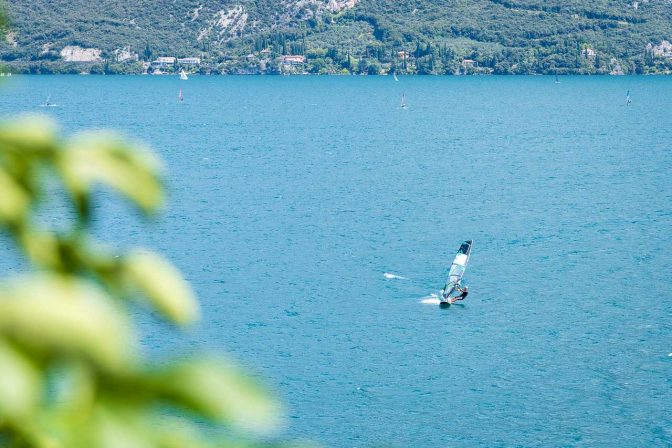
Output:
[59, 132, 164, 215]
[76, 403, 153, 448]
[0, 167, 29, 222]
[47, 362, 96, 425]
[123, 250, 200, 325]
[17, 229, 61, 269]
[0, 341, 41, 420]
[0, 274, 135, 371]
[151, 417, 212, 448]
[151, 359, 282, 434]
[0, 115, 58, 154]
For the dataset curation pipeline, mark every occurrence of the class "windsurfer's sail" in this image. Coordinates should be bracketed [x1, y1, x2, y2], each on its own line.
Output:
[442, 240, 473, 299]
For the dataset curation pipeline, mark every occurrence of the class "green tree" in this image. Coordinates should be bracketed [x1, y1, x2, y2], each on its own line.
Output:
[143, 43, 153, 61]
[367, 60, 382, 75]
[357, 58, 368, 74]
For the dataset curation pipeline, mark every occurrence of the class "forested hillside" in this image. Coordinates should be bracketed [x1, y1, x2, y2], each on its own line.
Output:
[2, 0, 672, 74]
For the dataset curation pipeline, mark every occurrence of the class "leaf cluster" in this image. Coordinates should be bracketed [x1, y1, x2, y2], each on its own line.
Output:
[0, 116, 284, 448]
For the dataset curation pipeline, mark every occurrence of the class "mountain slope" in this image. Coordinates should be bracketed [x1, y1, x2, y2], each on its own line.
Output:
[2, 0, 671, 74]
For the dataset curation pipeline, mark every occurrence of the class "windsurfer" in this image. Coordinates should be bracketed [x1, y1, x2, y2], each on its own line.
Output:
[450, 285, 469, 303]
[440, 239, 473, 305]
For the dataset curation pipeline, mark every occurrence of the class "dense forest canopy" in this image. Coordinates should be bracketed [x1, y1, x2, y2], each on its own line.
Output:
[2, 0, 671, 74]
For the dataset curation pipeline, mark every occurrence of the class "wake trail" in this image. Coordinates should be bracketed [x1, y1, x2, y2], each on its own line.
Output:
[384, 272, 409, 280]
[420, 293, 441, 305]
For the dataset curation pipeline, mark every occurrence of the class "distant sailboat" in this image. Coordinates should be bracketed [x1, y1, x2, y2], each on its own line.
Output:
[179, 88, 184, 102]
[400, 93, 407, 109]
[180, 70, 188, 80]
[40, 94, 57, 107]
[555, 74, 560, 84]
[394, 73, 399, 82]
[626, 90, 631, 106]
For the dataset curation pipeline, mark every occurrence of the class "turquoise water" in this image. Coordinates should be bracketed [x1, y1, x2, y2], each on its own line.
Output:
[1, 75, 671, 446]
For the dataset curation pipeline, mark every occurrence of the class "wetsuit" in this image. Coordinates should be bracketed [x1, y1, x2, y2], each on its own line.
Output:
[450, 289, 468, 302]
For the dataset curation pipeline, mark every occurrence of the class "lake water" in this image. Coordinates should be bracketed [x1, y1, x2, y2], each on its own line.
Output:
[1, 75, 671, 447]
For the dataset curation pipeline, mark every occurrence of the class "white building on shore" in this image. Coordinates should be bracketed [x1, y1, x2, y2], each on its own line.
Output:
[151, 57, 176, 68]
[177, 57, 201, 65]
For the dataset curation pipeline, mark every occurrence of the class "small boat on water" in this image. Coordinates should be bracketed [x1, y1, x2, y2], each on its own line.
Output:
[400, 93, 407, 109]
[179, 88, 184, 102]
[180, 70, 188, 80]
[394, 73, 399, 82]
